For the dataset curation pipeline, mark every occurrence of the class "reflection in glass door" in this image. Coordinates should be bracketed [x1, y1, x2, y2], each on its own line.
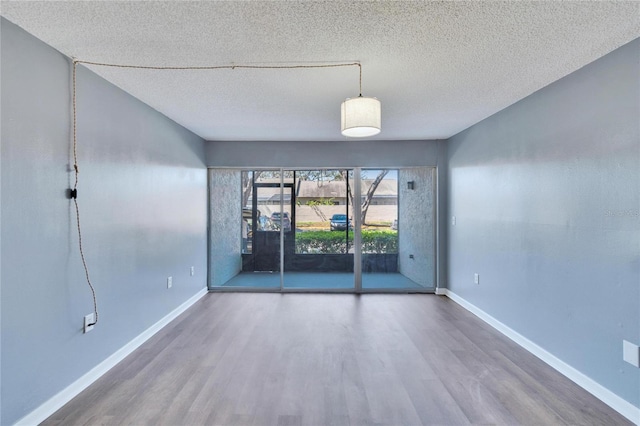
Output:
[251, 183, 293, 272]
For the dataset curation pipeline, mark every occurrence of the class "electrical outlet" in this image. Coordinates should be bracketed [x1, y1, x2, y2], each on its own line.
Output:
[167, 276, 173, 289]
[474, 273, 479, 284]
[190, 266, 195, 276]
[452, 216, 456, 226]
[84, 313, 95, 333]
[409, 254, 414, 259]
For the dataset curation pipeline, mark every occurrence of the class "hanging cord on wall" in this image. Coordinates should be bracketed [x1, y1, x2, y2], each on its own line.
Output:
[69, 59, 364, 328]
[72, 59, 98, 327]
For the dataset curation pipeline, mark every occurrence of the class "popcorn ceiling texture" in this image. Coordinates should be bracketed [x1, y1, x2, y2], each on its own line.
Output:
[2, 1, 639, 141]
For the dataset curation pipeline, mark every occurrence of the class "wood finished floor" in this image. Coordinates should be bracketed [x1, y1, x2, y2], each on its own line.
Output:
[43, 293, 632, 426]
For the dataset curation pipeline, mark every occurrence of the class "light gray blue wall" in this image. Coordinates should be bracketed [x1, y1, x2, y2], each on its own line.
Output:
[447, 39, 639, 408]
[206, 139, 443, 168]
[1, 18, 208, 424]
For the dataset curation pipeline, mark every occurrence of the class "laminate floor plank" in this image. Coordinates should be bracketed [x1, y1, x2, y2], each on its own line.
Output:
[322, 384, 350, 426]
[440, 377, 520, 425]
[491, 347, 623, 426]
[356, 349, 423, 425]
[387, 346, 471, 425]
[342, 355, 376, 425]
[42, 293, 633, 426]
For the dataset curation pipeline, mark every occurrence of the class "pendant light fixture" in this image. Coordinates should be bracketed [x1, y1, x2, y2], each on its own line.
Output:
[341, 96, 381, 137]
[341, 64, 381, 137]
[73, 59, 380, 137]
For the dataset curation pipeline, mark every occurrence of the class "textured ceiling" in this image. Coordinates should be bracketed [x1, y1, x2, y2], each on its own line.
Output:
[2, 1, 639, 141]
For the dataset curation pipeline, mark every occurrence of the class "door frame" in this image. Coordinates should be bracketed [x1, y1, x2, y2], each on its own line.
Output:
[247, 181, 295, 273]
[209, 167, 437, 293]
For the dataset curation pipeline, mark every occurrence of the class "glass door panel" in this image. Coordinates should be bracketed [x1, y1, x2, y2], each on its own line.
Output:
[283, 169, 354, 290]
[359, 169, 400, 289]
[209, 167, 436, 292]
[252, 184, 286, 273]
[360, 167, 435, 290]
[218, 170, 282, 289]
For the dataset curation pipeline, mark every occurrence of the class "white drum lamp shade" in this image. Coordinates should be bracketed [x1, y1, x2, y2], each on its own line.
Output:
[341, 96, 381, 137]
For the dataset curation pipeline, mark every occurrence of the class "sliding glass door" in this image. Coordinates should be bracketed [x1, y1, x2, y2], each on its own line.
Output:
[283, 170, 354, 290]
[209, 167, 436, 292]
[359, 168, 435, 290]
[359, 169, 401, 289]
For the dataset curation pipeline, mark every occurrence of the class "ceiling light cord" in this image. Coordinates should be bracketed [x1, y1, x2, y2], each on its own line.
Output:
[69, 59, 365, 328]
[72, 59, 98, 327]
[359, 63, 362, 97]
[74, 59, 360, 71]
[74, 59, 365, 95]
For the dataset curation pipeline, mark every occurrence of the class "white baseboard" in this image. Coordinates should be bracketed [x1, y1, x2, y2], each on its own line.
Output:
[15, 288, 209, 426]
[443, 289, 640, 425]
[435, 287, 447, 295]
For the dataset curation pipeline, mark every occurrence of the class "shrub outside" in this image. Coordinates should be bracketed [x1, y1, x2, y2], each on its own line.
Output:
[295, 230, 398, 254]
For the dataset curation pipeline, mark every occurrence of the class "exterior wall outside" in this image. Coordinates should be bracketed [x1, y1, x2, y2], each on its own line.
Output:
[398, 168, 436, 287]
[447, 38, 639, 409]
[295, 205, 397, 224]
[1, 19, 208, 425]
[209, 169, 242, 286]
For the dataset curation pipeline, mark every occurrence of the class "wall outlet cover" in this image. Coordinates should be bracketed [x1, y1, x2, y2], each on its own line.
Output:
[84, 313, 95, 334]
[167, 276, 173, 289]
[474, 273, 479, 284]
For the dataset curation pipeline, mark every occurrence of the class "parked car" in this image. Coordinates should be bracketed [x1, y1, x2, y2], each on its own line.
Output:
[270, 211, 292, 231]
[330, 214, 352, 231]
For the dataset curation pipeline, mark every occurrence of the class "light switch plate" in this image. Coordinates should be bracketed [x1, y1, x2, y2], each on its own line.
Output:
[623, 340, 640, 367]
